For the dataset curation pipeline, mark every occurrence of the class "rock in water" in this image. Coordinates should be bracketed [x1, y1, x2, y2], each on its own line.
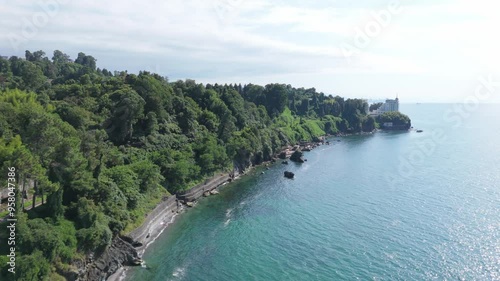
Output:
[284, 171, 295, 179]
[290, 150, 305, 163]
[203, 191, 211, 197]
[131, 258, 143, 266]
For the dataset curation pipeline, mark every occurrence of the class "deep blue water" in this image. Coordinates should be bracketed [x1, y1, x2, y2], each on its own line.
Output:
[127, 104, 500, 281]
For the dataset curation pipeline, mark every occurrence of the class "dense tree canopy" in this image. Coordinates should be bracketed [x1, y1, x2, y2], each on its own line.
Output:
[0, 50, 406, 280]
[377, 111, 412, 130]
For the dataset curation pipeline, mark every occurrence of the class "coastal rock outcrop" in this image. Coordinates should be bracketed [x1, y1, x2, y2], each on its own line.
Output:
[72, 195, 181, 281]
[75, 236, 139, 281]
[284, 171, 295, 179]
[290, 150, 305, 163]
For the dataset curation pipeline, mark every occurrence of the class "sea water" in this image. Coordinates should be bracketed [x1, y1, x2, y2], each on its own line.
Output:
[126, 104, 500, 281]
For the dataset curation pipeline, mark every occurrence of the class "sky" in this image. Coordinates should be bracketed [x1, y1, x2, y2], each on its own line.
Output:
[1, 0, 499, 102]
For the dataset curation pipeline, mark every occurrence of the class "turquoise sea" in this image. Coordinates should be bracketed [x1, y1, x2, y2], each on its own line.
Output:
[127, 104, 500, 281]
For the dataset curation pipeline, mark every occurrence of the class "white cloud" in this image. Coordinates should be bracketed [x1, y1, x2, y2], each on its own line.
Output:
[0, 0, 498, 101]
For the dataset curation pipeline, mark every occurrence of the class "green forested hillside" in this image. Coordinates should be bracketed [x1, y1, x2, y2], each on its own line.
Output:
[377, 111, 412, 130]
[0, 50, 380, 280]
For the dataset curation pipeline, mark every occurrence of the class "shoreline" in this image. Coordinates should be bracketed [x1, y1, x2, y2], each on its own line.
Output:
[105, 166, 260, 281]
[105, 136, 332, 281]
[106, 211, 180, 281]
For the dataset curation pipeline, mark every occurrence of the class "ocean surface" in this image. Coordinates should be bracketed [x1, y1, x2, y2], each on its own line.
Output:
[126, 104, 500, 281]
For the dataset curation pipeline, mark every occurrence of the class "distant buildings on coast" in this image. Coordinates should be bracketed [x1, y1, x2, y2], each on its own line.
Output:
[369, 96, 399, 116]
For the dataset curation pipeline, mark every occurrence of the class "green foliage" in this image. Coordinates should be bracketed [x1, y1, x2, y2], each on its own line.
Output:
[362, 115, 376, 132]
[264, 83, 288, 117]
[76, 220, 112, 252]
[16, 251, 51, 281]
[0, 50, 406, 279]
[342, 98, 369, 132]
[193, 134, 230, 175]
[369, 102, 383, 112]
[102, 165, 141, 209]
[302, 120, 326, 138]
[377, 111, 411, 130]
[18, 214, 77, 263]
[104, 88, 145, 144]
[71, 198, 112, 251]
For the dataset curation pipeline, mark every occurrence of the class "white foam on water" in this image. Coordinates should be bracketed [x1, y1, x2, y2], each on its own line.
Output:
[139, 212, 179, 256]
[172, 267, 186, 278]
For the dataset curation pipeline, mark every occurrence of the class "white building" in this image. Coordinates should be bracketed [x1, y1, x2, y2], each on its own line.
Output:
[370, 96, 399, 116]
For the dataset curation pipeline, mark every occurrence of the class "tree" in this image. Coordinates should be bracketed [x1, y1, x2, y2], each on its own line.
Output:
[19, 60, 45, 90]
[264, 83, 288, 117]
[198, 110, 219, 133]
[193, 134, 229, 175]
[362, 115, 376, 132]
[369, 102, 383, 112]
[102, 165, 141, 209]
[52, 50, 71, 64]
[377, 111, 411, 130]
[126, 72, 173, 118]
[75, 52, 97, 70]
[221, 89, 247, 129]
[15, 251, 51, 281]
[104, 88, 145, 144]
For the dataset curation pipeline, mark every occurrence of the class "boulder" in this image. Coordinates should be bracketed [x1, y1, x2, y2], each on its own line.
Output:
[284, 171, 295, 179]
[278, 151, 287, 159]
[131, 241, 143, 248]
[131, 258, 143, 266]
[186, 201, 195, 207]
[203, 191, 211, 197]
[290, 150, 305, 163]
[210, 189, 219, 195]
[282, 160, 288, 165]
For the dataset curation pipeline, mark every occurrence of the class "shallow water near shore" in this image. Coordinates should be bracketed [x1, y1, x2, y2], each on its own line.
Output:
[126, 104, 500, 281]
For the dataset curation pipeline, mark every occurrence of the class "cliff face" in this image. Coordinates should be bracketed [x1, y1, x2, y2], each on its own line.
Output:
[74, 236, 139, 281]
[71, 196, 181, 281]
[380, 124, 411, 130]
